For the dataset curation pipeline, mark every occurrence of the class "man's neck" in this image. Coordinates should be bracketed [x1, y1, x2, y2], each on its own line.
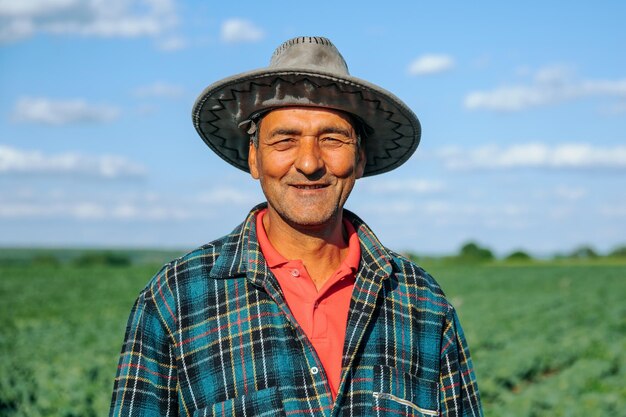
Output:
[262, 209, 349, 290]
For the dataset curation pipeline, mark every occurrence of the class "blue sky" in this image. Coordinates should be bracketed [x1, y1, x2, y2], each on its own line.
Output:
[1, 1, 625, 256]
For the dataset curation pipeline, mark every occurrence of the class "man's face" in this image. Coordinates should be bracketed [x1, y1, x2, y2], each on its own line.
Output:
[248, 107, 366, 229]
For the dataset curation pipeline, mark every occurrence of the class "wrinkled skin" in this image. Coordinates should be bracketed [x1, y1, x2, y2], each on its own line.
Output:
[248, 107, 365, 238]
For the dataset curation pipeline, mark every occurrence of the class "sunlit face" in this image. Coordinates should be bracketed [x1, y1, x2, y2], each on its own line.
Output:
[248, 107, 366, 230]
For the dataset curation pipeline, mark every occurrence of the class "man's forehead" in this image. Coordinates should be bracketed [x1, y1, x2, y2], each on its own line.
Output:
[260, 106, 358, 129]
[264, 106, 354, 118]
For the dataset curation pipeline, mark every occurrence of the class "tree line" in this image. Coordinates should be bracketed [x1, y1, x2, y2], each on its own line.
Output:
[405, 242, 626, 264]
[1, 243, 625, 267]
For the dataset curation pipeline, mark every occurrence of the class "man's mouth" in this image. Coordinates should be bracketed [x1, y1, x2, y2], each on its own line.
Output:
[292, 184, 327, 190]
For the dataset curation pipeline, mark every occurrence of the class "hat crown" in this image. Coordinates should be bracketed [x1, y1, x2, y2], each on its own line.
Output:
[269, 36, 350, 75]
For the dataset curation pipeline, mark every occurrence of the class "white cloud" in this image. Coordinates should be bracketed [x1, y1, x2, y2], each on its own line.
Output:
[465, 86, 550, 111]
[471, 54, 491, 70]
[0, 0, 177, 43]
[107, 202, 190, 220]
[12, 97, 119, 125]
[196, 187, 258, 205]
[135, 103, 159, 116]
[364, 200, 416, 215]
[0, 145, 147, 179]
[533, 65, 572, 83]
[599, 205, 626, 218]
[554, 186, 587, 201]
[133, 82, 184, 99]
[464, 65, 626, 111]
[366, 178, 445, 194]
[437, 143, 626, 171]
[0, 200, 190, 220]
[408, 54, 455, 75]
[220, 18, 264, 43]
[603, 101, 626, 115]
[0, 185, 255, 221]
[419, 201, 528, 218]
[361, 199, 530, 229]
[157, 36, 187, 51]
[0, 17, 34, 42]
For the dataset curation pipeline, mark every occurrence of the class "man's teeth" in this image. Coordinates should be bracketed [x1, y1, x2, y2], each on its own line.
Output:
[295, 185, 324, 189]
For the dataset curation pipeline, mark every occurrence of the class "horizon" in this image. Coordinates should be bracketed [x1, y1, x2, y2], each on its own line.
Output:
[1, 240, 622, 260]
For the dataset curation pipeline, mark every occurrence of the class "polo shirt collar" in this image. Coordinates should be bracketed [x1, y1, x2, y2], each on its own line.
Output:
[255, 208, 360, 275]
[209, 203, 396, 283]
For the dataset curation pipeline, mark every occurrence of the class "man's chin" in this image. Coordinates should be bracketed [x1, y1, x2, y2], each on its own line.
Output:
[278, 211, 342, 231]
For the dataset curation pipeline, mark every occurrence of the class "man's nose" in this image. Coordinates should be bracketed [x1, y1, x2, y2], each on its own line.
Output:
[294, 137, 325, 177]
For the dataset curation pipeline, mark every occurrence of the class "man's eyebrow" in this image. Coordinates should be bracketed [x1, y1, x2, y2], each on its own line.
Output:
[268, 126, 354, 138]
[267, 128, 300, 138]
[318, 126, 354, 137]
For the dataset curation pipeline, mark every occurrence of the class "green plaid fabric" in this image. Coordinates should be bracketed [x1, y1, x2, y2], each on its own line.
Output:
[110, 204, 483, 416]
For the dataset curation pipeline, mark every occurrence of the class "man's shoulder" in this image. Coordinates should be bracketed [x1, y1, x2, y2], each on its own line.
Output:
[345, 209, 449, 304]
[381, 248, 452, 313]
[138, 205, 265, 302]
[139, 227, 243, 300]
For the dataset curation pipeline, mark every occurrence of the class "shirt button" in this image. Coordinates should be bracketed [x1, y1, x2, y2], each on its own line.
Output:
[310, 366, 319, 375]
[290, 269, 300, 277]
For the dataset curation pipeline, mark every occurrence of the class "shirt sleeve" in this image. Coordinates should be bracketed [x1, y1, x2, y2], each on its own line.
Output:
[110, 291, 178, 417]
[439, 306, 483, 417]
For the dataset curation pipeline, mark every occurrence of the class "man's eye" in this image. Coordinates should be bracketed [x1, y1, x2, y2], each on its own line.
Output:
[320, 137, 349, 147]
[270, 138, 296, 150]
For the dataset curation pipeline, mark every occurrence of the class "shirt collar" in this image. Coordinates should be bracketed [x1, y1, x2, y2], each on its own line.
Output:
[255, 208, 360, 273]
[209, 203, 396, 282]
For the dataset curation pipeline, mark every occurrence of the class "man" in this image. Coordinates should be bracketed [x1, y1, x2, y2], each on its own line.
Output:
[110, 36, 483, 417]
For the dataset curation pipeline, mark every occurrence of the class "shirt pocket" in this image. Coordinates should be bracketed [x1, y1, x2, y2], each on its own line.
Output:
[372, 365, 439, 417]
[193, 386, 285, 417]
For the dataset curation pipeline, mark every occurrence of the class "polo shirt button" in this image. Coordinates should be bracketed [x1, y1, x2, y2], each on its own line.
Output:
[310, 366, 319, 375]
[290, 269, 300, 277]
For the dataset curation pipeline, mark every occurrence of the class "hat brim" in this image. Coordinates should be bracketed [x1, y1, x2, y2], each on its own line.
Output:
[192, 68, 421, 177]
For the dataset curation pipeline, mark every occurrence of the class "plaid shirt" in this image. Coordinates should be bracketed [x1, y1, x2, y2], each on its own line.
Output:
[110, 204, 483, 417]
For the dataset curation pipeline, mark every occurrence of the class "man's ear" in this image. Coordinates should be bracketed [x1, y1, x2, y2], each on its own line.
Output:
[248, 141, 260, 179]
[355, 147, 366, 179]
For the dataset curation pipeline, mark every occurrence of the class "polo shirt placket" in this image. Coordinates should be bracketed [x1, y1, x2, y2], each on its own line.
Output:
[256, 209, 360, 399]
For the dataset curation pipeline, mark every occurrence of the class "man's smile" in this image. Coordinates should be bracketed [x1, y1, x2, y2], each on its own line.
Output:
[290, 183, 329, 190]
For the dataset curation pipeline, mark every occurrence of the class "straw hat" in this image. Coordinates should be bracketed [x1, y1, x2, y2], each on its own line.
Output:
[192, 36, 421, 176]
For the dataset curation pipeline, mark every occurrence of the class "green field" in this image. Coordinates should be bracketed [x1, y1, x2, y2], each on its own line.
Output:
[0, 256, 624, 416]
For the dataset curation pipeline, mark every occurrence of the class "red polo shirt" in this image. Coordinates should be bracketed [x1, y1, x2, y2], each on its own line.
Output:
[256, 209, 360, 398]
